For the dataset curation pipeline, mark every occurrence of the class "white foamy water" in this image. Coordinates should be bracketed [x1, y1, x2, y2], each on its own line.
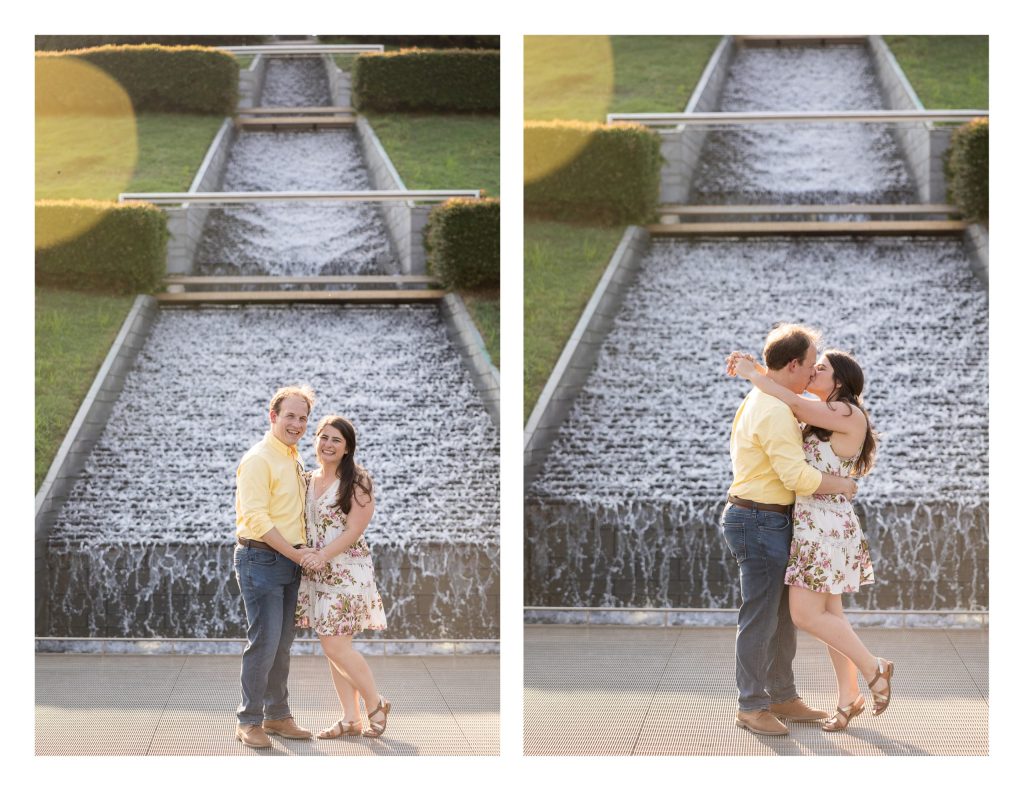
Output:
[195, 58, 397, 276]
[691, 45, 915, 203]
[48, 307, 499, 637]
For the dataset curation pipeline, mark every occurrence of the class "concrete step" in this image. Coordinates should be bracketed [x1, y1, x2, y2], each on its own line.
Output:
[236, 106, 355, 116]
[165, 275, 440, 287]
[647, 220, 969, 237]
[235, 116, 355, 130]
[156, 289, 447, 304]
[657, 203, 959, 217]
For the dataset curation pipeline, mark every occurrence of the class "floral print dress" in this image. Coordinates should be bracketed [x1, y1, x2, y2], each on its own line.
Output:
[295, 477, 387, 636]
[784, 434, 875, 594]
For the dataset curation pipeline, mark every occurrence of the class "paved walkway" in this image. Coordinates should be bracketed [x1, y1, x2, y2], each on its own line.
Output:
[524, 626, 987, 756]
[36, 653, 497, 756]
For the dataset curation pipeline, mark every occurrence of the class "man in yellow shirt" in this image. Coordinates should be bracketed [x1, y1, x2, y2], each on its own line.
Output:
[233, 385, 322, 748]
[723, 325, 858, 737]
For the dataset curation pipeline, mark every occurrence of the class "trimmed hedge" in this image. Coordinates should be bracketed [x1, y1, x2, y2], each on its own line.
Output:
[36, 45, 238, 115]
[945, 117, 988, 222]
[353, 49, 499, 113]
[524, 121, 663, 223]
[425, 198, 500, 289]
[36, 35, 268, 51]
[36, 201, 168, 294]
[321, 35, 499, 50]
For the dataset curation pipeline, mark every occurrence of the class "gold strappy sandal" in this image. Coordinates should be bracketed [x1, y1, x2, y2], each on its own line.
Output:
[362, 697, 391, 738]
[868, 658, 895, 716]
[822, 695, 865, 732]
[317, 720, 361, 739]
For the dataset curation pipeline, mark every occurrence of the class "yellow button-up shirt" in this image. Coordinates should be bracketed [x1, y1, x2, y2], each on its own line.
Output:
[235, 431, 307, 545]
[728, 388, 822, 505]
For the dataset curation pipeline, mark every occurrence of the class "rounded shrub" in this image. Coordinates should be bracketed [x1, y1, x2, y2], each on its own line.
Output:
[353, 49, 499, 113]
[524, 121, 662, 224]
[945, 117, 988, 223]
[36, 201, 168, 294]
[425, 198, 500, 289]
[36, 35, 268, 51]
[36, 45, 239, 115]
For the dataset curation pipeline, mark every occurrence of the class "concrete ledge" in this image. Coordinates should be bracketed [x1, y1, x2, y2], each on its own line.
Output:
[524, 607, 989, 629]
[36, 637, 499, 656]
[658, 35, 734, 204]
[439, 294, 499, 426]
[166, 118, 236, 275]
[237, 53, 268, 109]
[964, 223, 989, 285]
[524, 226, 650, 488]
[35, 295, 160, 633]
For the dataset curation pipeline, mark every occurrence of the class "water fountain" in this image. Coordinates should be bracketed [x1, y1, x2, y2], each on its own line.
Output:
[525, 42, 988, 614]
[43, 58, 500, 640]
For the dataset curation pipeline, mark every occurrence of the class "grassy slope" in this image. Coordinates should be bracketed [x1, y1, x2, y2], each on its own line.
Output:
[523, 36, 720, 418]
[884, 36, 988, 109]
[35, 112, 223, 489]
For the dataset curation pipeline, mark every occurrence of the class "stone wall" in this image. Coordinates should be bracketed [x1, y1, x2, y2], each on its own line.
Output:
[659, 36, 734, 205]
[440, 294, 500, 426]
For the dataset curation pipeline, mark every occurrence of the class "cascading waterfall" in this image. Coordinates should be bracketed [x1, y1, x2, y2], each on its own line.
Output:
[195, 57, 398, 277]
[46, 58, 499, 639]
[691, 45, 916, 205]
[48, 307, 500, 638]
[526, 237, 987, 611]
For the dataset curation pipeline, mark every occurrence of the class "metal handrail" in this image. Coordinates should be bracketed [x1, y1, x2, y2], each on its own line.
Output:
[607, 109, 988, 126]
[118, 190, 480, 205]
[218, 44, 384, 55]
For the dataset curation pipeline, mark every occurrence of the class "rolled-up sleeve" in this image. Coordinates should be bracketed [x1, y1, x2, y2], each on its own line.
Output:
[237, 456, 274, 538]
[756, 407, 822, 496]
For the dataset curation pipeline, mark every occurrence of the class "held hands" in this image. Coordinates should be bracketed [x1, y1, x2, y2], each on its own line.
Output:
[297, 546, 328, 572]
[842, 478, 858, 500]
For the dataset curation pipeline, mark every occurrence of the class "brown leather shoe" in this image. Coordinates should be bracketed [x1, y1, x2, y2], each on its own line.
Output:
[263, 716, 312, 739]
[235, 723, 272, 748]
[770, 696, 828, 722]
[735, 709, 789, 736]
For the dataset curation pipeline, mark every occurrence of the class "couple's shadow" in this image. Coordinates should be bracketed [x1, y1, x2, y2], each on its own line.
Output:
[262, 733, 417, 756]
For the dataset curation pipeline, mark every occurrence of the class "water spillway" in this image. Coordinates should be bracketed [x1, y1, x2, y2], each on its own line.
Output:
[47, 306, 500, 638]
[690, 44, 916, 205]
[195, 57, 398, 277]
[526, 41, 988, 614]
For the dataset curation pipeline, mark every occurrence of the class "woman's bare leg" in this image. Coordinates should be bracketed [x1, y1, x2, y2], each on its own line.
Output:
[789, 587, 878, 681]
[319, 634, 384, 725]
[322, 647, 361, 722]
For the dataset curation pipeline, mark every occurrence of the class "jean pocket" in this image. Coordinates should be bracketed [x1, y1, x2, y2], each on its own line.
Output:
[248, 548, 278, 566]
[760, 510, 792, 531]
[721, 522, 746, 563]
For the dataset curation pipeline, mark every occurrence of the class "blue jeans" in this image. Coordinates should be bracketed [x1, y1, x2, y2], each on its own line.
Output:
[234, 545, 301, 725]
[720, 502, 798, 712]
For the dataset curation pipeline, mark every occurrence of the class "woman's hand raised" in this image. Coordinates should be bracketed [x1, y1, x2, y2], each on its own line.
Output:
[725, 351, 760, 379]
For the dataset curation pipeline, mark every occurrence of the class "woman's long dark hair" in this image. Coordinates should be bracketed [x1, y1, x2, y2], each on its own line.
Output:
[802, 350, 877, 476]
[316, 415, 373, 514]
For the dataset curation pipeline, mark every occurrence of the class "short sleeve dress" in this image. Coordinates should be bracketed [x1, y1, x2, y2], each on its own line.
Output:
[784, 433, 875, 594]
[295, 476, 387, 636]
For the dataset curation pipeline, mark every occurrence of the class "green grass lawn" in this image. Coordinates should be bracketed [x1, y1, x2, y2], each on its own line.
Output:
[36, 111, 223, 488]
[524, 221, 626, 416]
[36, 112, 225, 199]
[36, 289, 135, 490]
[363, 110, 500, 367]
[525, 35, 721, 121]
[884, 36, 988, 109]
[524, 36, 719, 419]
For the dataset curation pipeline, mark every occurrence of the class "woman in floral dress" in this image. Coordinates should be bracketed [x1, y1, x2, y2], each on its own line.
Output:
[730, 350, 894, 732]
[295, 415, 390, 739]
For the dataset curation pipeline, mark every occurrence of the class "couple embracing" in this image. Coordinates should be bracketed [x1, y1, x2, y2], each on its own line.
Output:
[233, 385, 391, 749]
[723, 324, 894, 736]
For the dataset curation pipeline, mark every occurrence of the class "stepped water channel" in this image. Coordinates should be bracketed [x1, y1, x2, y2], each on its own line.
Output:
[525, 42, 988, 615]
[44, 57, 500, 640]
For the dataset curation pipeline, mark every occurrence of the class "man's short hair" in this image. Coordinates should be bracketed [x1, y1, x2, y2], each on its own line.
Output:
[269, 385, 316, 416]
[762, 324, 821, 371]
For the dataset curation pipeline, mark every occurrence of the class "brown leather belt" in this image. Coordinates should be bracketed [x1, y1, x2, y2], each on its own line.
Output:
[237, 537, 304, 552]
[727, 495, 791, 515]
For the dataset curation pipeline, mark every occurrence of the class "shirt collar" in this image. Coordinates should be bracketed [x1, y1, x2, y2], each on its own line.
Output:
[264, 430, 300, 460]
